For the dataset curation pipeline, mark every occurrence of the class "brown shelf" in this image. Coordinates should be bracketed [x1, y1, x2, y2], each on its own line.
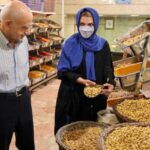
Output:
[29, 72, 57, 91]
[28, 12, 62, 90]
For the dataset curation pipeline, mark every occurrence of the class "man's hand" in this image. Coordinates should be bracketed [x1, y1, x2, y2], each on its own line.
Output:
[101, 83, 114, 96]
[76, 77, 96, 86]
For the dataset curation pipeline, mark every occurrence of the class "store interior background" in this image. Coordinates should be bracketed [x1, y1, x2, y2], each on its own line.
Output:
[0, 0, 150, 52]
[0, 0, 150, 150]
[48, 0, 150, 52]
[52, 0, 150, 53]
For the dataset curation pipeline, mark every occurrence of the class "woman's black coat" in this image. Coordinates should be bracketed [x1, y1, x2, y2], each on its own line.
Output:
[54, 41, 115, 134]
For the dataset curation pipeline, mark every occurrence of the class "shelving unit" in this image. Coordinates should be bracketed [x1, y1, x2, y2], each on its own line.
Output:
[29, 72, 57, 91]
[107, 21, 150, 106]
[28, 13, 63, 91]
[114, 21, 150, 96]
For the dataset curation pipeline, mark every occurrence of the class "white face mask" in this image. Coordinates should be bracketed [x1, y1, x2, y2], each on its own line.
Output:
[79, 25, 94, 39]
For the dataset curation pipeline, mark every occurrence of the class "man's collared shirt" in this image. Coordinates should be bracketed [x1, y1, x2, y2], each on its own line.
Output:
[0, 31, 29, 92]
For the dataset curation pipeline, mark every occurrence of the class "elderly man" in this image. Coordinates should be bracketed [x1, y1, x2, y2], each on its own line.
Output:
[0, 1, 35, 150]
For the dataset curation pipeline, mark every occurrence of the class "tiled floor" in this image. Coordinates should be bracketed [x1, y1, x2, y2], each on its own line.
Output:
[10, 78, 60, 150]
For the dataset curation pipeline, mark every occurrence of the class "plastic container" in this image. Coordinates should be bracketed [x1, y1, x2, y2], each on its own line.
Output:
[29, 70, 46, 84]
[40, 65, 56, 76]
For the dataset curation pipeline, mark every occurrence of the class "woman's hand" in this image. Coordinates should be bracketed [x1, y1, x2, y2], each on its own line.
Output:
[76, 77, 96, 86]
[101, 83, 114, 96]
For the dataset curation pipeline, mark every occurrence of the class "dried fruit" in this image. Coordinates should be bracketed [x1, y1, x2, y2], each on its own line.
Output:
[116, 99, 150, 123]
[84, 85, 102, 98]
[105, 125, 150, 150]
[62, 126, 102, 150]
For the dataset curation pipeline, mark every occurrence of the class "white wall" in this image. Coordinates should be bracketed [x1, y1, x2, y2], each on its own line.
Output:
[0, 0, 10, 5]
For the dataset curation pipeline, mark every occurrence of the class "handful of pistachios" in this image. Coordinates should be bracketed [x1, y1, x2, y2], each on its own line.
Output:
[84, 84, 102, 98]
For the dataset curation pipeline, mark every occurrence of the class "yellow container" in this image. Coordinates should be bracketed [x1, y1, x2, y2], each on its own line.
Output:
[29, 71, 45, 78]
[114, 60, 150, 76]
[40, 65, 56, 72]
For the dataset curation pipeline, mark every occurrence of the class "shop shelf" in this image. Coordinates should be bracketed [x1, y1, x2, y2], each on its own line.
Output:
[113, 56, 149, 89]
[115, 21, 150, 49]
[40, 65, 57, 77]
[29, 56, 44, 68]
[48, 34, 63, 45]
[29, 70, 46, 84]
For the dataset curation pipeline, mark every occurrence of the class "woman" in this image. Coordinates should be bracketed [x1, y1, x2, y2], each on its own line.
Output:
[54, 7, 115, 134]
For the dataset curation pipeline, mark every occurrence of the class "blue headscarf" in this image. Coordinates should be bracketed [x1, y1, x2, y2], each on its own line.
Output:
[58, 7, 106, 81]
